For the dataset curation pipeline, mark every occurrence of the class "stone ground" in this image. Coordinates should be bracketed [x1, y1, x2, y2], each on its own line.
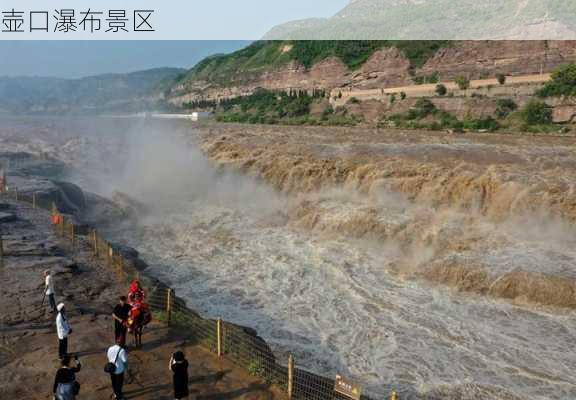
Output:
[0, 199, 285, 400]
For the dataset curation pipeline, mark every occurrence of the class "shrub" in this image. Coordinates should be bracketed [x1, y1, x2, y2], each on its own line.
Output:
[322, 105, 334, 117]
[520, 100, 553, 125]
[496, 74, 506, 85]
[412, 71, 439, 85]
[495, 98, 517, 118]
[389, 94, 396, 104]
[463, 117, 500, 132]
[435, 84, 447, 96]
[455, 75, 470, 90]
[407, 98, 436, 119]
[349, 97, 360, 104]
[537, 63, 576, 97]
[400, 92, 407, 100]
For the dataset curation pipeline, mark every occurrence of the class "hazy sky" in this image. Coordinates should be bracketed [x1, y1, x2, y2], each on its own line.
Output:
[0, 0, 348, 78]
[0, 41, 251, 78]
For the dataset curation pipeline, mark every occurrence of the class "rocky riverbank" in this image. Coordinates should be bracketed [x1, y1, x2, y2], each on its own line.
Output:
[0, 187, 285, 400]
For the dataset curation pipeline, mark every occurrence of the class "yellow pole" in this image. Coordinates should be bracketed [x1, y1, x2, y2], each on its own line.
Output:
[92, 230, 98, 256]
[166, 289, 173, 326]
[390, 391, 398, 400]
[288, 353, 294, 399]
[217, 318, 223, 357]
[108, 245, 113, 268]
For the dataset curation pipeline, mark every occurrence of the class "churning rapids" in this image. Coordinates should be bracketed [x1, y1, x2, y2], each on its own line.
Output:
[3, 117, 576, 400]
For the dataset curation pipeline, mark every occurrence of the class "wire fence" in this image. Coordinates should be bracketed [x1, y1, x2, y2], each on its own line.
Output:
[1, 186, 397, 400]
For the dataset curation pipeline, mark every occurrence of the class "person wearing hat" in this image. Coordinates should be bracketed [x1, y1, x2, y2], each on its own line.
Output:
[56, 303, 72, 360]
[169, 351, 189, 399]
[44, 269, 57, 314]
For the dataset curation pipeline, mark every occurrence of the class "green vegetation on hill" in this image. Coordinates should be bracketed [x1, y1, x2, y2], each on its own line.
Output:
[537, 63, 576, 98]
[383, 98, 500, 132]
[181, 40, 449, 86]
[212, 88, 360, 126]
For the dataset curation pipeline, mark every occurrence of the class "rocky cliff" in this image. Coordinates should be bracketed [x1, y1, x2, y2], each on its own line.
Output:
[168, 40, 576, 106]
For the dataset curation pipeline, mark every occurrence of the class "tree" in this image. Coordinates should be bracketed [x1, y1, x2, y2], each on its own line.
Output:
[496, 73, 506, 85]
[520, 100, 553, 125]
[537, 63, 576, 97]
[435, 84, 447, 96]
[455, 75, 470, 90]
[495, 98, 517, 118]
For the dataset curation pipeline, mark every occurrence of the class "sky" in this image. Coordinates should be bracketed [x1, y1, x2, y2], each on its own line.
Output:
[0, 0, 348, 78]
[0, 41, 251, 78]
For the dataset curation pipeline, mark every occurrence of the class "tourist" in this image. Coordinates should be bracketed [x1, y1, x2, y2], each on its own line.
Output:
[112, 296, 131, 347]
[52, 355, 81, 400]
[44, 269, 57, 313]
[56, 303, 72, 360]
[106, 342, 128, 400]
[169, 351, 189, 400]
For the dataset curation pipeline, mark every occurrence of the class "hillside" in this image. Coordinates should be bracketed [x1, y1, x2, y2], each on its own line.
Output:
[168, 40, 576, 104]
[264, 0, 576, 40]
[0, 67, 185, 114]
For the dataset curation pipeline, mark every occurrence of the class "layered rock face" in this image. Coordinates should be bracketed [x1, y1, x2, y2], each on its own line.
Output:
[169, 41, 576, 105]
[420, 40, 576, 80]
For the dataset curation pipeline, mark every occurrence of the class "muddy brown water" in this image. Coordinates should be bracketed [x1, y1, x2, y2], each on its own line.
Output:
[2, 117, 576, 399]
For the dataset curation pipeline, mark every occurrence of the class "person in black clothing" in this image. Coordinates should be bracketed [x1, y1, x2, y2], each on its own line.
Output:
[53, 355, 81, 400]
[112, 296, 131, 347]
[169, 351, 189, 399]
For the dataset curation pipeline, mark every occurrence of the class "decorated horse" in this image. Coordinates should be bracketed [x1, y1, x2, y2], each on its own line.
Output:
[126, 280, 151, 347]
[126, 301, 152, 347]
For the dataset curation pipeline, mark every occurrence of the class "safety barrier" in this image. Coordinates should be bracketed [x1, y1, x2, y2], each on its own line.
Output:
[1, 187, 400, 400]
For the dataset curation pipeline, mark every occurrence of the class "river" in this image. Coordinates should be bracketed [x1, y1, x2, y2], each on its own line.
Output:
[2, 116, 575, 400]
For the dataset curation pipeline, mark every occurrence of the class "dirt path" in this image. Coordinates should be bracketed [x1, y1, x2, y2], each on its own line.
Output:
[331, 73, 551, 105]
[0, 198, 285, 400]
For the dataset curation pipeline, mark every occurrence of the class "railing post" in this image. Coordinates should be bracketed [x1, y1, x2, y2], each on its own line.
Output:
[14, 189, 18, 201]
[107, 244, 112, 267]
[70, 224, 75, 249]
[0, 233, 4, 262]
[166, 288, 173, 326]
[217, 318, 223, 357]
[288, 353, 294, 399]
[92, 230, 98, 256]
[32, 192, 37, 209]
[118, 255, 125, 281]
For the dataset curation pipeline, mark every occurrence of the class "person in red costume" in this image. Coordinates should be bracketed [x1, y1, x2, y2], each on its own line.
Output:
[127, 280, 145, 305]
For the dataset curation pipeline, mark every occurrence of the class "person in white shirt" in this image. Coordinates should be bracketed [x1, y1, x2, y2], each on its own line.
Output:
[56, 303, 72, 359]
[107, 343, 128, 400]
[45, 269, 57, 313]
